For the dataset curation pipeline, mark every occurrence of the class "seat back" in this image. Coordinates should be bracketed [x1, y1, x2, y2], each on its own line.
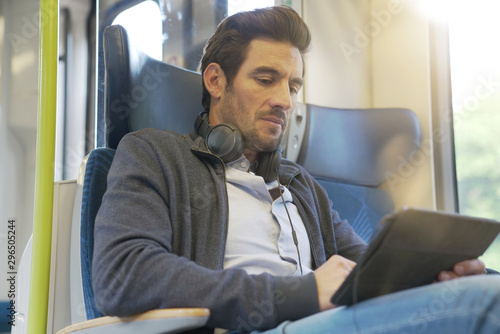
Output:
[103, 25, 204, 149]
[297, 104, 421, 241]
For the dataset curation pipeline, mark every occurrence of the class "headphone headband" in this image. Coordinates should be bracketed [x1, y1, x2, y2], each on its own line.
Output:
[194, 112, 211, 138]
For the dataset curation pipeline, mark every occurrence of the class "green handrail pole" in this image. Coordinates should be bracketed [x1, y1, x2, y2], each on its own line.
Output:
[28, 0, 59, 333]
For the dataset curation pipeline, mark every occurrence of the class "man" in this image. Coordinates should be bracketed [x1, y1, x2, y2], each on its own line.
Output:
[93, 6, 500, 333]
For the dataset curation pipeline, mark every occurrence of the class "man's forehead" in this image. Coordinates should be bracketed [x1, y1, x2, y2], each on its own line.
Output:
[242, 38, 304, 78]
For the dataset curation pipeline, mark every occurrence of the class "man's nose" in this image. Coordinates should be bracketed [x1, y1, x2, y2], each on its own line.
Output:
[270, 82, 292, 111]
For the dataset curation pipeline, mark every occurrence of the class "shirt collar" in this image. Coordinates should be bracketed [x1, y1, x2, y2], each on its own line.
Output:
[226, 155, 252, 173]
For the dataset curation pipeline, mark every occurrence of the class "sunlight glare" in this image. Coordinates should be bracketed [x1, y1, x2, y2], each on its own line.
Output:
[112, 1, 163, 61]
[417, 0, 453, 23]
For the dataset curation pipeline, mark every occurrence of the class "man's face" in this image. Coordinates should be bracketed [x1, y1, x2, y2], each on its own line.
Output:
[210, 38, 304, 156]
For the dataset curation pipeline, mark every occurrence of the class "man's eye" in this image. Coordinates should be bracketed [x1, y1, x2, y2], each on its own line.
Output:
[257, 78, 273, 85]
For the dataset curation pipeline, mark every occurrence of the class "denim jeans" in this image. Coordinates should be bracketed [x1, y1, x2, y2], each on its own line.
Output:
[253, 275, 500, 334]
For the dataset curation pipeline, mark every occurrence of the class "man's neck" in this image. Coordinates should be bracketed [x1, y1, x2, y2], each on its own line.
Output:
[243, 149, 258, 163]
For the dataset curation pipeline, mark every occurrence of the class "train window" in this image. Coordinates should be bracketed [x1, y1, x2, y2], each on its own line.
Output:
[158, 0, 276, 70]
[449, 0, 500, 269]
[228, 0, 275, 16]
[112, 1, 163, 60]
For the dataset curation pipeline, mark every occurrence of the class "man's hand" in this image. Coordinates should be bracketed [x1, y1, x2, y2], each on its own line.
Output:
[437, 258, 486, 281]
[314, 255, 356, 311]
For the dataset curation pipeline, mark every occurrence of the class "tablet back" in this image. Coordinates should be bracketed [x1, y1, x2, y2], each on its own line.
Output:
[331, 207, 500, 306]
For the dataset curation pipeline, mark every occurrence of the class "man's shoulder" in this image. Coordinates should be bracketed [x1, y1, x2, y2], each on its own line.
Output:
[279, 158, 316, 184]
[280, 158, 301, 168]
[280, 158, 309, 175]
[119, 128, 193, 148]
[126, 128, 188, 141]
[114, 128, 196, 161]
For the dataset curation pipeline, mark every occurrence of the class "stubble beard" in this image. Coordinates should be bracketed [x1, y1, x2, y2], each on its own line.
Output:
[243, 120, 284, 153]
[218, 86, 286, 153]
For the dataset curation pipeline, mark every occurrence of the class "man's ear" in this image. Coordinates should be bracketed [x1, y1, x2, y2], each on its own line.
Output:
[203, 63, 226, 100]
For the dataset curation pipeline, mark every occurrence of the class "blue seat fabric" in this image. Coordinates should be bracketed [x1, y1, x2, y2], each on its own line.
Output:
[317, 179, 394, 242]
[81, 148, 115, 319]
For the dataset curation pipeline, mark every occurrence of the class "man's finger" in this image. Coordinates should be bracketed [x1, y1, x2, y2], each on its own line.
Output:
[438, 271, 458, 281]
[453, 259, 485, 276]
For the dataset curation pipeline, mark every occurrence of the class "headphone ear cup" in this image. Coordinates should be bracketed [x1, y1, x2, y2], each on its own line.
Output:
[256, 147, 282, 183]
[206, 124, 244, 163]
[195, 112, 244, 163]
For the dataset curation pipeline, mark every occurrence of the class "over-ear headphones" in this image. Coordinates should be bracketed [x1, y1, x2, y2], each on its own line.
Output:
[194, 112, 281, 183]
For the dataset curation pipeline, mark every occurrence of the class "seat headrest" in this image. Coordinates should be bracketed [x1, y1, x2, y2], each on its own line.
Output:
[297, 104, 421, 187]
[103, 25, 204, 149]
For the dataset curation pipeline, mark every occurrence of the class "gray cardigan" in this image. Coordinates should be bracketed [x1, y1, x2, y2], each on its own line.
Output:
[92, 128, 367, 332]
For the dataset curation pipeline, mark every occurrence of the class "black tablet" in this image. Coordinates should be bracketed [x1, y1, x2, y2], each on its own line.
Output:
[331, 207, 500, 306]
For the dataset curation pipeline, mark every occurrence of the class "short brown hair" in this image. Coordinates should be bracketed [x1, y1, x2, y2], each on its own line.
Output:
[200, 6, 311, 112]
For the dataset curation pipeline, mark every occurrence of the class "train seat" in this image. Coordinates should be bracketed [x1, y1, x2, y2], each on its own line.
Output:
[297, 104, 421, 241]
